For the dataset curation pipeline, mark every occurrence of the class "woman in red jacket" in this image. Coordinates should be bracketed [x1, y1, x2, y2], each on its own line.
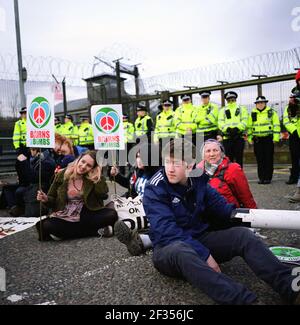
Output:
[198, 139, 257, 209]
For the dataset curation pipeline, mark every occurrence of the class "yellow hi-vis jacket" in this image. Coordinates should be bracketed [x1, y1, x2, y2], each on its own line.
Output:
[218, 103, 249, 139]
[195, 103, 219, 133]
[154, 109, 176, 143]
[60, 121, 79, 145]
[78, 122, 94, 146]
[55, 123, 63, 135]
[174, 103, 197, 136]
[135, 115, 153, 137]
[123, 121, 135, 143]
[283, 106, 299, 135]
[248, 106, 281, 143]
[12, 118, 27, 149]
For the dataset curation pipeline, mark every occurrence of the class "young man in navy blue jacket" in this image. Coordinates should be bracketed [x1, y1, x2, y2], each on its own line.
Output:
[143, 139, 299, 305]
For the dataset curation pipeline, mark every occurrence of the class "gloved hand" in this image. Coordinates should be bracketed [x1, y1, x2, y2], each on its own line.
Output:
[227, 127, 240, 139]
[226, 128, 234, 137]
[232, 127, 241, 139]
[231, 127, 240, 135]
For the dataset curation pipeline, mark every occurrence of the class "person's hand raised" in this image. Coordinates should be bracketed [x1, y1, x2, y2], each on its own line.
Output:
[37, 190, 48, 203]
[110, 166, 119, 177]
[17, 154, 27, 162]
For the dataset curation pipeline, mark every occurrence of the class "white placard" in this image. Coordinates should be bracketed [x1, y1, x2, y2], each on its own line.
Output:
[91, 105, 125, 150]
[0, 217, 41, 239]
[26, 94, 55, 148]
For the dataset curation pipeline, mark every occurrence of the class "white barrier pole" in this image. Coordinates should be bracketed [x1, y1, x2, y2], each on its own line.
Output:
[232, 209, 300, 230]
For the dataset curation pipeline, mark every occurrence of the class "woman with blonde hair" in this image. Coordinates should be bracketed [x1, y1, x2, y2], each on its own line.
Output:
[36, 151, 117, 241]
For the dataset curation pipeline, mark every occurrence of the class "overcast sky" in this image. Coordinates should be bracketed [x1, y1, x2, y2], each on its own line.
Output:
[0, 0, 300, 77]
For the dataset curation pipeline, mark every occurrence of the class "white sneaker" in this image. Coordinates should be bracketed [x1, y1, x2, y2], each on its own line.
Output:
[98, 226, 114, 238]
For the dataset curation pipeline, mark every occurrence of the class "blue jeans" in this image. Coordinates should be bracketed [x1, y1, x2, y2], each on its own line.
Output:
[153, 227, 296, 305]
[15, 186, 28, 207]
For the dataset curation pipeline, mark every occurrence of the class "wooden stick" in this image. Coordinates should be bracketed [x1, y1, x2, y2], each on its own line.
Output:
[39, 148, 43, 242]
[112, 150, 117, 195]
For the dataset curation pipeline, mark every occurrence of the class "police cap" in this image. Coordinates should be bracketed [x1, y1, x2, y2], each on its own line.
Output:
[162, 99, 173, 106]
[200, 91, 211, 98]
[80, 115, 89, 121]
[19, 107, 27, 114]
[137, 104, 147, 112]
[224, 91, 238, 100]
[181, 94, 192, 101]
[65, 114, 73, 121]
[254, 96, 269, 104]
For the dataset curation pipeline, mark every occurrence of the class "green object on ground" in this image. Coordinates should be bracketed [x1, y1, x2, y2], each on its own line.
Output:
[270, 246, 300, 265]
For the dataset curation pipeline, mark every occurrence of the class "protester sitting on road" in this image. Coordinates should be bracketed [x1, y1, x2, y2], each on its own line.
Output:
[54, 138, 76, 173]
[113, 139, 257, 256]
[9, 148, 56, 217]
[36, 151, 117, 241]
[111, 143, 161, 253]
[110, 143, 161, 199]
[53, 133, 67, 161]
[197, 139, 257, 209]
[142, 138, 300, 305]
[53, 133, 86, 166]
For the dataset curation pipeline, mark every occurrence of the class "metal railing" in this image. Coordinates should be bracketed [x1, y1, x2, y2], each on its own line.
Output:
[0, 138, 16, 174]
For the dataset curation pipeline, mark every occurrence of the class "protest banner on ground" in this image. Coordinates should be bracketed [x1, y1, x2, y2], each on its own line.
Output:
[91, 105, 125, 150]
[26, 94, 55, 148]
[0, 217, 41, 239]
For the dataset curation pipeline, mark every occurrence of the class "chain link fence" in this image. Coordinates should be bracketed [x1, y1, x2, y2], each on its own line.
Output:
[1, 47, 299, 117]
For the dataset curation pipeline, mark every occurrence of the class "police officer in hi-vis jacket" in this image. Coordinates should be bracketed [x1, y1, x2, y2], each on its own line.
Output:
[248, 96, 281, 184]
[218, 91, 249, 167]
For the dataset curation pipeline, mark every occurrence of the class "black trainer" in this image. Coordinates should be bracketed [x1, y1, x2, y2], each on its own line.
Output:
[114, 220, 145, 256]
[286, 178, 298, 185]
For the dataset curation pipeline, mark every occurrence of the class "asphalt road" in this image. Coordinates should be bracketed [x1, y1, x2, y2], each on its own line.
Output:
[0, 166, 300, 305]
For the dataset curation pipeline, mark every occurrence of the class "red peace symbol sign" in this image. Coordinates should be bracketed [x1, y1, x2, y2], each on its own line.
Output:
[33, 106, 46, 125]
[100, 116, 115, 131]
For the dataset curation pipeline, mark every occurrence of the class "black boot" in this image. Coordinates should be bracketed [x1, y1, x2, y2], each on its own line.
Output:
[286, 177, 298, 185]
[8, 205, 25, 217]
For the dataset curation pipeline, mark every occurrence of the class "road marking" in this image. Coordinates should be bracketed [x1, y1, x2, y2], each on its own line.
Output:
[82, 256, 143, 278]
[7, 294, 26, 302]
[36, 301, 57, 305]
[273, 171, 289, 175]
